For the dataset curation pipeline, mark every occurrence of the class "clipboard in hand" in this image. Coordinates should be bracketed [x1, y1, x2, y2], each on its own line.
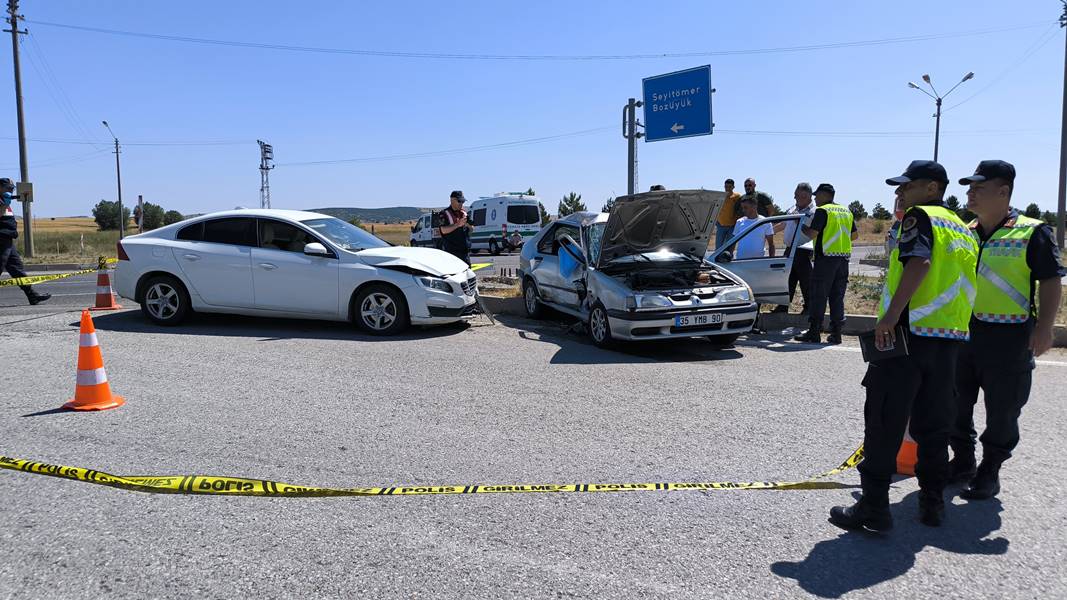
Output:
[858, 327, 910, 362]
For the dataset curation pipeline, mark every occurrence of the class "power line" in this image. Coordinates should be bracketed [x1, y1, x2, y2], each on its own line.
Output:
[21, 33, 105, 149]
[0, 148, 109, 170]
[946, 22, 1061, 111]
[25, 19, 1054, 61]
[0, 135, 251, 146]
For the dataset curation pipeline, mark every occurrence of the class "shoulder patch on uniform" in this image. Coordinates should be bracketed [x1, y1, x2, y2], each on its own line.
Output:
[902, 215, 917, 231]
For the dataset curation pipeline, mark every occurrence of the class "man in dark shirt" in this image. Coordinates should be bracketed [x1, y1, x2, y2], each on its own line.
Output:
[794, 183, 857, 344]
[1, 177, 50, 305]
[741, 178, 776, 218]
[437, 190, 472, 265]
[949, 160, 1065, 501]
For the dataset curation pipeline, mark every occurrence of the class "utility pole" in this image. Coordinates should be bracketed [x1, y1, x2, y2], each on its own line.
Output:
[622, 98, 644, 195]
[258, 140, 274, 209]
[5, 0, 33, 256]
[1057, 0, 1067, 249]
[102, 121, 124, 238]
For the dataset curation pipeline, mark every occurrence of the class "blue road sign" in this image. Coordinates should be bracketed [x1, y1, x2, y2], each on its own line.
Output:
[642, 65, 712, 142]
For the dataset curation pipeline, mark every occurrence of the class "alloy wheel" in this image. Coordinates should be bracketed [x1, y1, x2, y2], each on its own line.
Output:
[360, 292, 397, 331]
[590, 308, 608, 342]
[145, 283, 180, 321]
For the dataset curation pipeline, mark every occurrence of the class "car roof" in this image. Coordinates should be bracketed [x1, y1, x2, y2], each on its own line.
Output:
[190, 208, 334, 222]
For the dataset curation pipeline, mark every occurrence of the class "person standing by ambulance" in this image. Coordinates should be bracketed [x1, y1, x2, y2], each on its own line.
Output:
[950, 161, 1065, 500]
[1, 177, 50, 305]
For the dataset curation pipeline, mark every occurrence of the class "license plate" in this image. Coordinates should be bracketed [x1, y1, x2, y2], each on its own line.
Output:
[674, 313, 723, 328]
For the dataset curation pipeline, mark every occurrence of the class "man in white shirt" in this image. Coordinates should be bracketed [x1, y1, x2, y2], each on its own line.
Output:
[731, 196, 775, 259]
[772, 182, 817, 313]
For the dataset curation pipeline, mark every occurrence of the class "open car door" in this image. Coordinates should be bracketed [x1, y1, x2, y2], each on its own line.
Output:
[706, 214, 805, 305]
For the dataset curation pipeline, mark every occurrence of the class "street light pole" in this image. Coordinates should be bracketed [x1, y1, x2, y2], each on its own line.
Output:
[102, 121, 124, 239]
[908, 72, 973, 163]
[5, 0, 33, 256]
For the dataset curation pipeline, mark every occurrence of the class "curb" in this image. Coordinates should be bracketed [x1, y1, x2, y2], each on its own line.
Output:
[23, 263, 83, 272]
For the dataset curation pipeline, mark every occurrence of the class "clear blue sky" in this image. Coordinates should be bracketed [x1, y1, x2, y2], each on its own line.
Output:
[2, 0, 1064, 217]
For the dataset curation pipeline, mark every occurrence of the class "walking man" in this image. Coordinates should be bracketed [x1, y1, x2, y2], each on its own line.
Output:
[950, 160, 1065, 500]
[1, 178, 50, 305]
[794, 183, 856, 343]
[830, 161, 977, 531]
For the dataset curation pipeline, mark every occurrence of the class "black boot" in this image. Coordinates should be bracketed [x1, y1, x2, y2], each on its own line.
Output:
[918, 489, 945, 527]
[961, 461, 1001, 500]
[948, 452, 977, 484]
[826, 323, 842, 345]
[829, 497, 893, 533]
[22, 286, 52, 306]
[794, 327, 822, 343]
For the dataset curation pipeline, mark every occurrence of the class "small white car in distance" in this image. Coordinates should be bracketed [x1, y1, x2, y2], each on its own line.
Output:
[113, 209, 478, 334]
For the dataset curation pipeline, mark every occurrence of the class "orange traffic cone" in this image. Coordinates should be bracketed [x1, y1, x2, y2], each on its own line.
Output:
[896, 426, 917, 476]
[89, 261, 122, 311]
[62, 311, 124, 411]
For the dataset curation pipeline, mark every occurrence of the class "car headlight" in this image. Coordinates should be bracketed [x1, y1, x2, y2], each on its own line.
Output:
[417, 276, 453, 293]
[716, 286, 752, 303]
[625, 293, 673, 310]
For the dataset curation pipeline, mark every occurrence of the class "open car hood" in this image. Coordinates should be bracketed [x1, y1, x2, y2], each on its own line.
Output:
[357, 246, 469, 277]
[596, 189, 722, 268]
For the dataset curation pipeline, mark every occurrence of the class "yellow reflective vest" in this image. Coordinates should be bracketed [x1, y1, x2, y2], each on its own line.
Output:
[879, 205, 978, 340]
[969, 213, 1041, 324]
[819, 203, 854, 258]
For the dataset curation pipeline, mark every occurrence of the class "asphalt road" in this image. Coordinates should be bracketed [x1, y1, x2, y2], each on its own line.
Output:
[2, 301, 1066, 598]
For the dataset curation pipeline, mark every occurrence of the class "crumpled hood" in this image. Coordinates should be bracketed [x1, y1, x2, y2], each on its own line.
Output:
[597, 189, 721, 267]
[356, 246, 469, 277]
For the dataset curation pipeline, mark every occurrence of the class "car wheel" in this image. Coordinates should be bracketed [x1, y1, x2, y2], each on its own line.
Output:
[706, 333, 740, 347]
[140, 275, 191, 326]
[523, 279, 543, 319]
[588, 304, 614, 348]
[489, 239, 500, 255]
[354, 284, 409, 335]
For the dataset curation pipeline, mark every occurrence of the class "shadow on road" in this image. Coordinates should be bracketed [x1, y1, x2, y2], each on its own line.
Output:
[83, 309, 474, 343]
[495, 314, 744, 365]
[770, 491, 1008, 598]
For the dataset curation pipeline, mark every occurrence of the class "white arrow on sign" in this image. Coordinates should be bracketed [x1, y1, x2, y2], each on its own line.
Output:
[670, 123, 685, 133]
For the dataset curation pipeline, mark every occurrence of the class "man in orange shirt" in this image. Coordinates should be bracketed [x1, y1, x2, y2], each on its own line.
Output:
[715, 178, 742, 251]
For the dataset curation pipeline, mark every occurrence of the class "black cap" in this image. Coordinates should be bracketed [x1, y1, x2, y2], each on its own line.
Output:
[813, 183, 835, 196]
[449, 190, 466, 202]
[958, 160, 1016, 186]
[885, 160, 949, 186]
[0, 178, 13, 189]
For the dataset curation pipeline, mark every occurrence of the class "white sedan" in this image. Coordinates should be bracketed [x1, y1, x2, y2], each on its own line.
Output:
[113, 209, 478, 334]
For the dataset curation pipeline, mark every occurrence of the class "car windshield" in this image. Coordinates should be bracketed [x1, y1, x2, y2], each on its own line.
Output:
[301, 217, 390, 251]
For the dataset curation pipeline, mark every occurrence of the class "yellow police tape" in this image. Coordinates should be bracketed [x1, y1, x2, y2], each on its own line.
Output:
[0, 258, 118, 288]
[0, 446, 863, 497]
[0, 268, 96, 288]
[470, 262, 492, 272]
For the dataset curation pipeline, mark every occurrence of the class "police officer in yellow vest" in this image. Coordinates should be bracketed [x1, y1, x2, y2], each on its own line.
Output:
[949, 160, 1065, 500]
[830, 161, 978, 532]
[795, 183, 857, 344]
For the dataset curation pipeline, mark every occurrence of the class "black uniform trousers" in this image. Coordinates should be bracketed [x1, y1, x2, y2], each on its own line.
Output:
[951, 340, 1033, 466]
[858, 335, 960, 500]
[1, 237, 35, 297]
[788, 247, 813, 308]
[808, 256, 848, 329]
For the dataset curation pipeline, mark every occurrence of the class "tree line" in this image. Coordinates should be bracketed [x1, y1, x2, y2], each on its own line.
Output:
[92, 199, 184, 231]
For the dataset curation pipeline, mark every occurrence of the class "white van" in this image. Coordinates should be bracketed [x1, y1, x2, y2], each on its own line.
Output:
[467, 192, 542, 255]
[409, 213, 441, 248]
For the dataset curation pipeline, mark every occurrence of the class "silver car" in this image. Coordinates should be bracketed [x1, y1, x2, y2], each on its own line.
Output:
[518, 189, 804, 347]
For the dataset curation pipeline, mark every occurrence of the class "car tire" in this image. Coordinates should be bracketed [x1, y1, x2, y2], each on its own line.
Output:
[354, 284, 409, 335]
[588, 304, 614, 349]
[523, 279, 543, 319]
[140, 274, 191, 326]
[706, 333, 740, 347]
[489, 239, 500, 255]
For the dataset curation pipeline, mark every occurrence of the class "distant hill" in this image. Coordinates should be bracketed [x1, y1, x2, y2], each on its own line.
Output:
[310, 206, 429, 223]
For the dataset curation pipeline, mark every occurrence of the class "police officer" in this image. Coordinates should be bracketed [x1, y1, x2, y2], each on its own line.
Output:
[830, 161, 978, 531]
[1, 178, 50, 305]
[794, 183, 857, 344]
[950, 160, 1065, 500]
[437, 190, 472, 265]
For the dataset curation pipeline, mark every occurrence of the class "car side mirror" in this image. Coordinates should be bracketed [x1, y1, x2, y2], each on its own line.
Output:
[303, 242, 330, 257]
[717, 250, 733, 263]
